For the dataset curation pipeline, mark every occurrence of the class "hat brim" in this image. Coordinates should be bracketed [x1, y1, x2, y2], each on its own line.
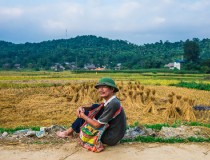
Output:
[95, 83, 119, 92]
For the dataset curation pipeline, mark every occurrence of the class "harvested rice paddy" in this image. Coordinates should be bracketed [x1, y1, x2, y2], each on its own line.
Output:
[0, 71, 209, 128]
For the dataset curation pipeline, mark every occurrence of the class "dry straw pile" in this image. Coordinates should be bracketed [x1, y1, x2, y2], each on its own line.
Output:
[117, 81, 208, 125]
[0, 81, 209, 128]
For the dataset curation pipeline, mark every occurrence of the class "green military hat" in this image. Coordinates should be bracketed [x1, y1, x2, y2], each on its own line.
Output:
[95, 77, 119, 92]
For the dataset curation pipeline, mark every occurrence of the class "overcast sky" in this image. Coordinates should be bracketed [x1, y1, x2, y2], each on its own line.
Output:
[0, 0, 210, 45]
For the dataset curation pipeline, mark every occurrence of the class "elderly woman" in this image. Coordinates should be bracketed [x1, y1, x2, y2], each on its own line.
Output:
[57, 77, 126, 146]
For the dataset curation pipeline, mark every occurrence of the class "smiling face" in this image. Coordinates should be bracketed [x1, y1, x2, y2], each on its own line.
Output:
[97, 85, 115, 101]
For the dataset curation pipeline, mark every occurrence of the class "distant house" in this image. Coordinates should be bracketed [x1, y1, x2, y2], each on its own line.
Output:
[51, 63, 65, 72]
[2, 63, 11, 69]
[84, 64, 96, 70]
[164, 62, 181, 70]
[14, 64, 21, 69]
[64, 62, 77, 70]
[115, 63, 121, 70]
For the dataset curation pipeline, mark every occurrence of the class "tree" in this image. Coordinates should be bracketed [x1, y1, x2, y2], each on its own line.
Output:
[201, 59, 210, 73]
[183, 40, 200, 63]
[1, 36, 210, 70]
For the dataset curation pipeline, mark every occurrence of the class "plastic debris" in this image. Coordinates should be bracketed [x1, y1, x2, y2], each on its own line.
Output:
[36, 127, 47, 138]
[14, 129, 31, 135]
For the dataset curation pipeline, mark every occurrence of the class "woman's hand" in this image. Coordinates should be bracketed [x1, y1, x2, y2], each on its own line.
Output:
[76, 107, 85, 118]
[79, 112, 85, 119]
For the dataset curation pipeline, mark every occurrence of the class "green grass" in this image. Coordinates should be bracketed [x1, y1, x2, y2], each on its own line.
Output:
[183, 122, 210, 128]
[121, 136, 210, 143]
[143, 123, 170, 130]
[130, 121, 210, 131]
[170, 81, 210, 91]
[0, 126, 40, 134]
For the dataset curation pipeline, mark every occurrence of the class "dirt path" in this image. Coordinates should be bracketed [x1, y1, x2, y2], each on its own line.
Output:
[0, 142, 210, 160]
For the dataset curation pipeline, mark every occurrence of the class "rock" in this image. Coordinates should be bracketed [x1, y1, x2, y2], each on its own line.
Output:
[2, 132, 8, 138]
[123, 126, 150, 139]
[145, 128, 156, 137]
[25, 131, 36, 137]
[47, 125, 66, 133]
[159, 127, 175, 138]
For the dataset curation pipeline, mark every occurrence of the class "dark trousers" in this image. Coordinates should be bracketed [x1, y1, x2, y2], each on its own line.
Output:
[71, 104, 104, 133]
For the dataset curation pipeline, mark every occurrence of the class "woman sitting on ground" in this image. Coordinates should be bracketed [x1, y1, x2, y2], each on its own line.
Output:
[57, 77, 127, 146]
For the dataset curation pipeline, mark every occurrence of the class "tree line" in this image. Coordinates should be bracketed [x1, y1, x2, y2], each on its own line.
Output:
[0, 35, 210, 72]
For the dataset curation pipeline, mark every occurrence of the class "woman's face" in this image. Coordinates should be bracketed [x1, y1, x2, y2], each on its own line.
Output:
[97, 85, 114, 100]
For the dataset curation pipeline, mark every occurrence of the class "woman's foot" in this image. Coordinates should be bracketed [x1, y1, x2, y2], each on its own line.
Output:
[56, 128, 74, 138]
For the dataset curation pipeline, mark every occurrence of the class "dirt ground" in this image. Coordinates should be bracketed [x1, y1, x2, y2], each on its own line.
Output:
[0, 142, 210, 160]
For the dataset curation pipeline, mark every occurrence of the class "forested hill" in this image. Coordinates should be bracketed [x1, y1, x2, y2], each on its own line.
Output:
[0, 35, 210, 70]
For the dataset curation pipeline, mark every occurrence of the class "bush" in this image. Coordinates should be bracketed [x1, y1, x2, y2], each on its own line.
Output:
[169, 81, 210, 91]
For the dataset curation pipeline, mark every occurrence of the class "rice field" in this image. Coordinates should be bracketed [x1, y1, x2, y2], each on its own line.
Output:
[0, 71, 209, 128]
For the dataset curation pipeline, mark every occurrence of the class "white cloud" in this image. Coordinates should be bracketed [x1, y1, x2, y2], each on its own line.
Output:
[0, 7, 23, 20]
[0, 0, 210, 44]
[154, 17, 166, 24]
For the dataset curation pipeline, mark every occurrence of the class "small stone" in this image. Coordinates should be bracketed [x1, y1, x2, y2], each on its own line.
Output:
[2, 132, 8, 138]
[49, 125, 66, 132]
[25, 131, 36, 137]
[145, 128, 156, 137]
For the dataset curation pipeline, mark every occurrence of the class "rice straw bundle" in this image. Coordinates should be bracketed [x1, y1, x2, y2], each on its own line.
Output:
[182, 99, 196, 121]
[143, 97, 158, 114]
[163, 98, 181, 121]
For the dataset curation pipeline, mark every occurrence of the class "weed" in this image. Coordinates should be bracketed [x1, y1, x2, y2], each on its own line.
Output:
[121, 136, 210, 143]
[170, 81, 210, 91]
[0, 126, 40, 133]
